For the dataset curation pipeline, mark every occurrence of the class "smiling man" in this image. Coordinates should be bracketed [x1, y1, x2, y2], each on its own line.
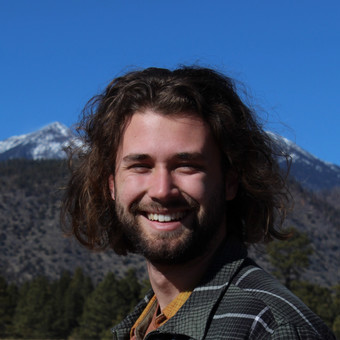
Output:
[63, 67, 335, 339]
[110, 111, 233, 269]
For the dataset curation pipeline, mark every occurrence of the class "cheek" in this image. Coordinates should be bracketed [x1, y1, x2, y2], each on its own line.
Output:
[177, 176, 207, 202]
[115, 175, 147, 203]
[182, 171, 225, 203]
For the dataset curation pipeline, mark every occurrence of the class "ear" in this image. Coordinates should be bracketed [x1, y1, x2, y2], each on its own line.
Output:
[108, 175, 115, 200]
[225, 170, 238, 201]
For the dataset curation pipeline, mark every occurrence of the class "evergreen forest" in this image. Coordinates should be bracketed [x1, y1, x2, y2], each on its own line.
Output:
[0, 268, 150, 339]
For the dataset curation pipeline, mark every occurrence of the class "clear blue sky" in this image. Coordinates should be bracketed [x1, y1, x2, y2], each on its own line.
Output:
[1, 1, 339, 164]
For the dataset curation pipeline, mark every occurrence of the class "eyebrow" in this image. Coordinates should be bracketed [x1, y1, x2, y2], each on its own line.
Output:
[122, 154, 151, 162]
[174, 152, 206, 161]
[122, 152, 206, 163]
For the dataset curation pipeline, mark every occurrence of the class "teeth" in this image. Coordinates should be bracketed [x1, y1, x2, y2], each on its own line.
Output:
[147, 212, 185, 222]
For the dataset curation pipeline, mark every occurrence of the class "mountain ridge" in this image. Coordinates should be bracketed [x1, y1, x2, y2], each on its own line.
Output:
[268, 132, 340, 191]
[0, 122, 77, 161]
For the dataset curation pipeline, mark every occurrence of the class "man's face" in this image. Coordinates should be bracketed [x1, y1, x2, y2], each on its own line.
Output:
[109, 109, 237, 264]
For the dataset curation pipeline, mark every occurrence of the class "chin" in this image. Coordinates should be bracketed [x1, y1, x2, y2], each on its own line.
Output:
[135, 234, 203, 265]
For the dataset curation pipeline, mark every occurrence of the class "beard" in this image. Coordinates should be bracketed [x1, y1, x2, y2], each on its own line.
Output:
[114, 185, 227, 265]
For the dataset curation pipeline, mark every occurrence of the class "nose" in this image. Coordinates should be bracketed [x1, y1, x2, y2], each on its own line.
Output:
[148, 168, 178, 200]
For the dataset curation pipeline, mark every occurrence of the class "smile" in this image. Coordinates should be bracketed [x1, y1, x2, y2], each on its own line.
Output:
[146, 212, 186, 222]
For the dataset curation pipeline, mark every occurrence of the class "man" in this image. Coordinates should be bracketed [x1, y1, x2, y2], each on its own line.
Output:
[62, 67, 335, 339]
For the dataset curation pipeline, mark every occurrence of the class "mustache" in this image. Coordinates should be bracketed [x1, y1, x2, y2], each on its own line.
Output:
[130, 197, 199, 214]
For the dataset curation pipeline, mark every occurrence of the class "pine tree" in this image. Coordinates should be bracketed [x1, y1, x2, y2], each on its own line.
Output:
[12, 276, 55, 338]
[291, 281, 335, 328]
[332, 284, 340, 338]
[62, 268, 93, 336]
[266, 226, 313, 289]
[116, 268, 143, 320]
[71, 272, 119, 339]
[0, 276, 18, 337]
[72, 269, 141, 340]
[50, 270, 73, 338]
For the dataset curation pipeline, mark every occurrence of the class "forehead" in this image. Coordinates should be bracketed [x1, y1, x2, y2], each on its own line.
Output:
[117, 109, 219, 159]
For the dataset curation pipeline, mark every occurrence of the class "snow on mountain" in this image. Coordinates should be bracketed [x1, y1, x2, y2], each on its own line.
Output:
[0, 122, 79, 161]
[267, 132, 340, 191]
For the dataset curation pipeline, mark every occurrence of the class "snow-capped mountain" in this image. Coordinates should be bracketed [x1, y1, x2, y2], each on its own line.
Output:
[0, 123, 339, 191]
[0, 122, 78, 161]
[267, 132, 340, 191]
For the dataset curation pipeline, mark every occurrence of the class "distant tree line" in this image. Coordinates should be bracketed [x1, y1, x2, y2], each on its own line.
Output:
[0, 268, 149, 340]
[0, 227, 339, 339]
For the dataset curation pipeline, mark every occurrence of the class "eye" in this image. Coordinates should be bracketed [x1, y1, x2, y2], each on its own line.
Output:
[176, 163, 204, 174]
[128, 163, 152, 173]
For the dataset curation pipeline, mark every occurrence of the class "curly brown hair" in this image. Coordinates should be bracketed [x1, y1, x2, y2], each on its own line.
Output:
[61, 66, 291, 255]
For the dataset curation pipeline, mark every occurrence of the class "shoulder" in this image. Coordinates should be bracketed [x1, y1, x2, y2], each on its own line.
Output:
[213, 258, 335, 339]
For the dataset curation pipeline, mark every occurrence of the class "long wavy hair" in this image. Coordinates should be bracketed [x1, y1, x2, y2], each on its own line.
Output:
[61, 66, 291, 255]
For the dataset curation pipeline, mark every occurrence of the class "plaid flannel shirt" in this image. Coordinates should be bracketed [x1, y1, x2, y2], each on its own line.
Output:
[112, 239, 335, 339]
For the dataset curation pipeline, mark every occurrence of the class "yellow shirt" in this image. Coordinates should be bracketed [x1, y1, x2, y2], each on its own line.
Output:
[130, 291, 192, 340]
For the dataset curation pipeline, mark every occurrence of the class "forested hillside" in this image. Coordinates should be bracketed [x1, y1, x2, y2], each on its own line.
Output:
[0, 159, 147, 285]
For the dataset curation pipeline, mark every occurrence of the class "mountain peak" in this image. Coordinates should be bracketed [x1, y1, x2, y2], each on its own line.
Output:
[0, 122, 75, 161]
[267, 131, 340, 191]
[40, 121, 70, 134]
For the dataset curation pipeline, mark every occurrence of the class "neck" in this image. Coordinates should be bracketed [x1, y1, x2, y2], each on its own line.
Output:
[147, 226, 226, 311]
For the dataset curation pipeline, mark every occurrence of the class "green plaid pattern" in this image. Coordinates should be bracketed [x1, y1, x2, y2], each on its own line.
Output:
[112, 240, 335, 339]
